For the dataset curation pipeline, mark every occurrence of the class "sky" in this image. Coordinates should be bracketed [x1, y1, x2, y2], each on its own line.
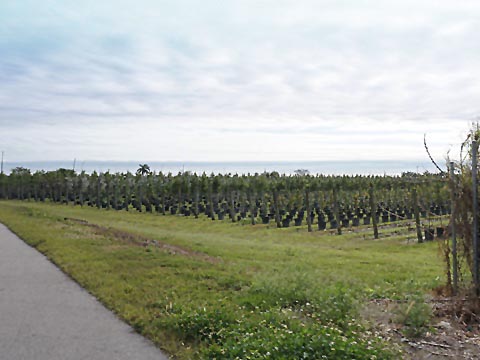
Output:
[0, 0, 478, 164]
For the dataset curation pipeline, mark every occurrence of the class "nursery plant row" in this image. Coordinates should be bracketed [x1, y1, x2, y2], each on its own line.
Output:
[1, 167, 449, 231]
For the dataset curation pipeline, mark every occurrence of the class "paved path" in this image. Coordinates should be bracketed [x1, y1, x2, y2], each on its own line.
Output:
[0, 224, 169, 360]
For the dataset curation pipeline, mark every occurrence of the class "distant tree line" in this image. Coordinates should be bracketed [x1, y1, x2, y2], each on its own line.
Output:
[0, 166, 449, 235]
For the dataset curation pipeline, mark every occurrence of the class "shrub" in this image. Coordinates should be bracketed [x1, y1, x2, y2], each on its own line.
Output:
[199, 309, 396, 359]
[244, 270, 358, 328]
[161, 300, 397, 359]
[165, 305, 237, 343]
[394, 294, 432, 338]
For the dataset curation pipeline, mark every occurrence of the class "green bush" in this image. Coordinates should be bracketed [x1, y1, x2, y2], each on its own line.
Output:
[244, 270, 358, 328]
[394, 294, 432, 338]
[159, 273, 399, 358]
[203, 318, 395, 359]
[165, 305, 237, 343]
[161, 301, 397, 359]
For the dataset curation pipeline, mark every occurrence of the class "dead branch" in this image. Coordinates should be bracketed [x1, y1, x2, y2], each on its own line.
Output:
[424, 133, 446, 175]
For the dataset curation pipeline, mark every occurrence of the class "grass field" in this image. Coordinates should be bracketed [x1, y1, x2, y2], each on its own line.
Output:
[0, 200, 447, 359]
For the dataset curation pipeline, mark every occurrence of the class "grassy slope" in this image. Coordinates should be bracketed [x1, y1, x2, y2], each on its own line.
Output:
[0, 201, 445, 358]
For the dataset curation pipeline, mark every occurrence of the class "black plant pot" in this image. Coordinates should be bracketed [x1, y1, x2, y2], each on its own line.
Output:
[424, 228, 435, 241]
[330, 220, 338, 229]
[389, 214, 397, 222]
[382, 215, 389, 223]
[217, 212, 225, 221]
[352, 217, 360, 227]
[330, 219, 338, 229]
[261, 216, 270, 224]
[436, 227, 445, 238]
[318, 220, 327, 230]
[342, 219, 349, 228]
[363, 216, 371, 225]
[294, 218, 302, 226]
[282, 218, 290, 227]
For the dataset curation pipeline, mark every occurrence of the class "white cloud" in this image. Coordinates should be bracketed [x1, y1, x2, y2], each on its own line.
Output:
[0, 0, 478, 164]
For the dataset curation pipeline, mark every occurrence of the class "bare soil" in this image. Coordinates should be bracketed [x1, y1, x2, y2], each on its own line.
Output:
[363, 297, 480, 359]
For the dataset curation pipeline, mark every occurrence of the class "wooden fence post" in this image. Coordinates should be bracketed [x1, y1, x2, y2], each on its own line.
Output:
[413, 187, 423, 243]
[369, 183, 379, 239]
[96, 174, 102, 209]
[333, 186, 342, 235]
[449, 161, 458, 294]
[273, 189, 282, 228]
[305, 186, 312, 232]
[472, 140, 479, 294]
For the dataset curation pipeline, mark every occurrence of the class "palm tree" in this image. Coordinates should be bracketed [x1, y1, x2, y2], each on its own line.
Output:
[136, 164, 151, 176]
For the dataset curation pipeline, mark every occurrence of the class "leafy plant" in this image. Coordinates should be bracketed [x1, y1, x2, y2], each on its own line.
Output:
[162, 303, 397, 359]
[394, 294, 432, 338]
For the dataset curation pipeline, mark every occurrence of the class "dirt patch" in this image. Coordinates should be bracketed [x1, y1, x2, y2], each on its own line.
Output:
[64, 217, 219, 264]
[363, 298, 480, 359]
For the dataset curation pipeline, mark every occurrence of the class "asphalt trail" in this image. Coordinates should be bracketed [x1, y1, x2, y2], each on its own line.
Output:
[0, 223, 168, 360]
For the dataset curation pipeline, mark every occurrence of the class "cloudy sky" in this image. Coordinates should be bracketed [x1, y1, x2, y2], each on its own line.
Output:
[0, 0, 478, 163]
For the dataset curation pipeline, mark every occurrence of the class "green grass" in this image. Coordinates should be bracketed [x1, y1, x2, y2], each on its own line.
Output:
[0, 201, 446, 358]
